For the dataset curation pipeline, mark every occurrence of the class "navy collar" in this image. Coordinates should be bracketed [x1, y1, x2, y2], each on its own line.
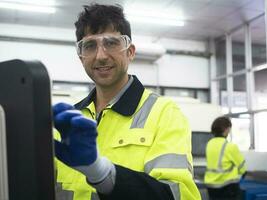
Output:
[74, 75, 145, 116]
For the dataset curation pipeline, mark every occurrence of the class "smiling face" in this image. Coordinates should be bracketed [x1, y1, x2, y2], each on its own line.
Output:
[79, 29, 135, 91]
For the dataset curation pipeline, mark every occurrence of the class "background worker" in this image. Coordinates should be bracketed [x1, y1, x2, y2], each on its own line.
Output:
[204, 116, 246, 200]
[53, 3, 201, 200]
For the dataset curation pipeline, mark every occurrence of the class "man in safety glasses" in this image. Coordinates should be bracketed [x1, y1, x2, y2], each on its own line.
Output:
[53, 3, 201, 200]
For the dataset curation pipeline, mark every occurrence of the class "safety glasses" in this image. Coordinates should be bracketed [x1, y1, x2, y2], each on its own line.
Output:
[76, 34, 131, 58]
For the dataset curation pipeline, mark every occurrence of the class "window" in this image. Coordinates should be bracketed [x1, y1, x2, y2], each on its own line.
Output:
[144, 85, 160, 94]
[52, 81, 92, 104]
[196, 90, 210, 103]
[233, 74, 247, 113]
[251, 15, 266, 67]
[162, 87, 210, 103]
[214, 13, 267, 151]
[232, 28, 246, 72]
[230, 116, 251, 151]
[164, 88, 195, 98]
[254, 68, 267, 110]
[255, 112, 267, 152]
[218, 79, 228, 113]
[216, 39, 226, 76]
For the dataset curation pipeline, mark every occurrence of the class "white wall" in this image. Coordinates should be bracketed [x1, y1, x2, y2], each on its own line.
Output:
[157, 55, 209, 88]
[0, 40, 89, 82]
[0, 24, 210, 88]
[242, 151, 267, 171]
[129, 60, 159, 86]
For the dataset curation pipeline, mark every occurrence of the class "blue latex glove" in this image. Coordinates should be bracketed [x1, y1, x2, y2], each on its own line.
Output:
[53, 102, 98, 167]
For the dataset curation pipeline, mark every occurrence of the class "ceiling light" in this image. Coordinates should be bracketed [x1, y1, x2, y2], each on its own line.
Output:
[2, 0, 55, 6]
[127, 15, 185, 27]
[125, 8, 185, 27]
[0, 2, 56, 13]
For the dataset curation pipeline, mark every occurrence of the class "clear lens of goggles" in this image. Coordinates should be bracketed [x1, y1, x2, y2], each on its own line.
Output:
[76, 35, 131, 57]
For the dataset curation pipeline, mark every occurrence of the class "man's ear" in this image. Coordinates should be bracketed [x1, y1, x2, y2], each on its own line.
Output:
[223, 127, 231, 137]
[127, 44, 136, 61]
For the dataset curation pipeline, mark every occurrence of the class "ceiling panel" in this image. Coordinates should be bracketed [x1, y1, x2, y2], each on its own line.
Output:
[214, 20, 245, 33]
[209, 0, 252, 7]
[223, 8, 263, 25]
[166, 22, 223, 40]
[127, 0, 173, 10]
[243, 0, 265, 12]
[167, 0, 210, 20]
[195, 4, 238, 20]
[0, 0, 265, 42]
[131, 23, 170, 39]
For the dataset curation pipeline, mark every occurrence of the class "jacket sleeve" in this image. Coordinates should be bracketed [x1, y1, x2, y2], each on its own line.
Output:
[98, 165, 175, 200]
[143, 100, 200, 200]
[230, 144, 246, 175]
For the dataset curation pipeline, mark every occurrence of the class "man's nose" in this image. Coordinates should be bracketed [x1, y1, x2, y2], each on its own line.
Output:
[95, 44, 108, 60]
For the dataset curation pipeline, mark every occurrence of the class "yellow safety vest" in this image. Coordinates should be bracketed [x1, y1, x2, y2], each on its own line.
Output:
[204, 137, 246, 188]
[56, 89, 201, 200]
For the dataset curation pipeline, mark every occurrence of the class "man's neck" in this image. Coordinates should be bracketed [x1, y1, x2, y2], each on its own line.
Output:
[95, 76, 129, 113]
[95, 89, 115, 113]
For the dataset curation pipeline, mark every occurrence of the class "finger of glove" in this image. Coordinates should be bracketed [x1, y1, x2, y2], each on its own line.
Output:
[54, 140, 73, 166]
[69, 116, 97, 144]
[68, 122, 98, 166]
[71, 115, 97, 130]
[55, 139, 96, 166]
[54, 110, 82, 134]
[53, 102, 74, 116]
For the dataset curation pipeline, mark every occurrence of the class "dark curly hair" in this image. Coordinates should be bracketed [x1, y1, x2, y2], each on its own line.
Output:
[211, 116, 232, 137]
[74, 3, 131, 42]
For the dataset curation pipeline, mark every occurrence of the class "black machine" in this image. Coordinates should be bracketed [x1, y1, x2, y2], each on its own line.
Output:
[192, 131, 213, 157]
[0, 59, 55, 200]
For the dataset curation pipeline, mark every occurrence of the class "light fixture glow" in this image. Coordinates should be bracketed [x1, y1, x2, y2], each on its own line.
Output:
[0, 2, 56, 13]
[3, 0, 55, 6]
[125, 7, 185, 27]
[127, 15, 185, 27]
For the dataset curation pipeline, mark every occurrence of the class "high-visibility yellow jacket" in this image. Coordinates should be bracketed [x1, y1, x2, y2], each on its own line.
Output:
[56, 75, 201, 200]
[204, 137, 246, 188]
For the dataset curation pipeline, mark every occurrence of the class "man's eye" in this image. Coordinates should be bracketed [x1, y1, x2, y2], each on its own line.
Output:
[104, 38, 121, 48]
[83, 41, 97, 50]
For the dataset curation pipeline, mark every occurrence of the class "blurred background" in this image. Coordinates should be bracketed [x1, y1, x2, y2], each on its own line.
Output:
[0, 0, 267, 188]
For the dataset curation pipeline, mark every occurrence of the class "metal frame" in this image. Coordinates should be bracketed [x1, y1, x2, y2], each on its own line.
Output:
[244, 24, 256, 149]
[0, 105, 9, 200]
[212, 8, 267, 150]
[226, 34, 234, 113]
[209, 39, 219, 105]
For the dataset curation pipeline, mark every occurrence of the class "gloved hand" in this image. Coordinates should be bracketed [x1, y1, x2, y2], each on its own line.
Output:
[53, 103, 116, 194]
[53, 102, 98, 167]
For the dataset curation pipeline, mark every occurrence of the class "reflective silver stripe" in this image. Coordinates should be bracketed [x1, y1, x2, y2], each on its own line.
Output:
[144, 154, 192, 174]
[238, 160, 246, 172]
[218, 140, 228, 169]
[55, 183, 74, 200]
[160, 180, 180, 200]
[91, 192, 100, 200]
[207, 164, 234, 173]
[205, 178, 240, 188]
[130, 93, 158, 129]
[207, 140, 234, 173]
